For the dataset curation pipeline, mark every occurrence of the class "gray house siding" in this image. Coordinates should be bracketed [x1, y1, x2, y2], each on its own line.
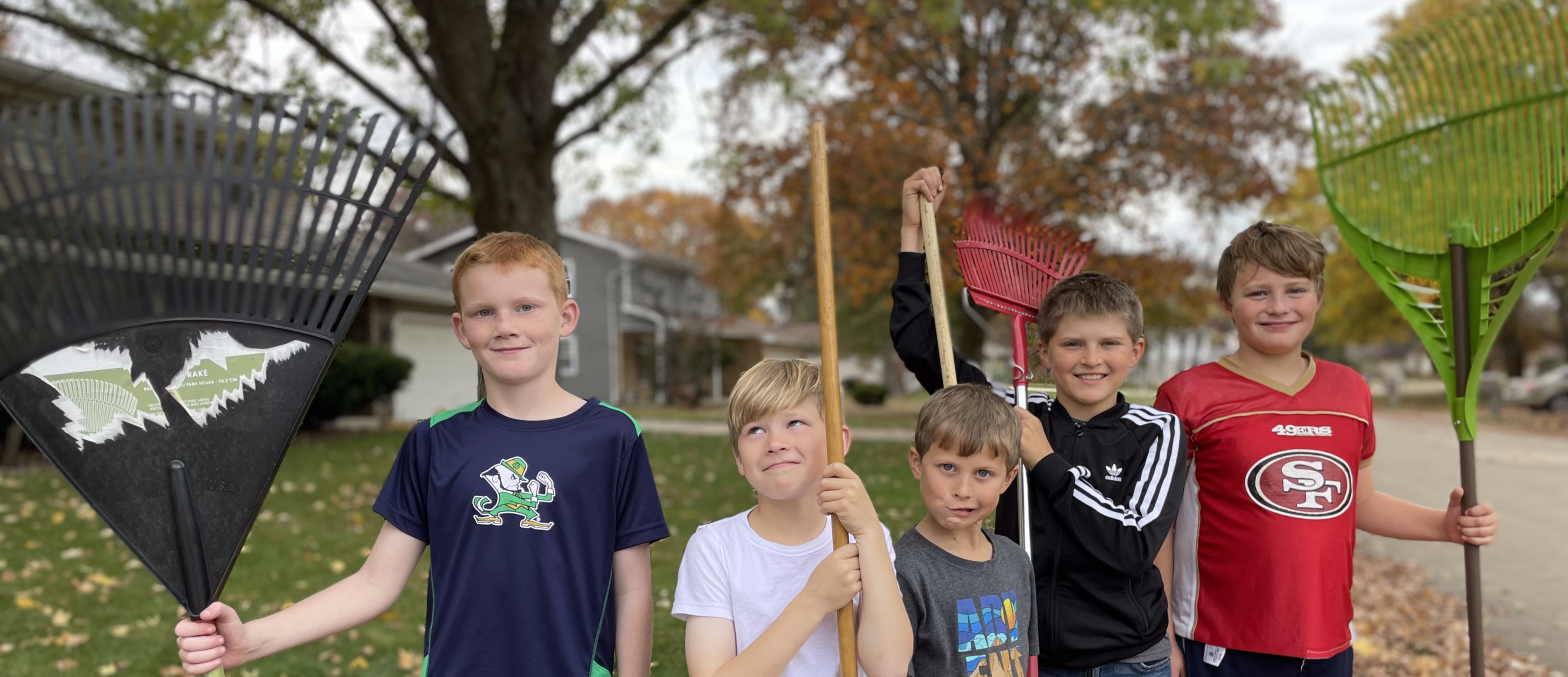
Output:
[557, 238, 618, 401]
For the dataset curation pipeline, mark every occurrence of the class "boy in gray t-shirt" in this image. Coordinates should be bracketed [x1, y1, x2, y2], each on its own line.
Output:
[895, 384, 1038, 676]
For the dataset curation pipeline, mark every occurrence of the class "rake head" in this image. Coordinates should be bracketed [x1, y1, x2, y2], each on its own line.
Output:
[955, 197, 1094, 321]
[1306, 0, 1568, 438]
[0, 93, 445, 615]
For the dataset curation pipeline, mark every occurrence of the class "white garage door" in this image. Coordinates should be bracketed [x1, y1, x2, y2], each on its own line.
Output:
[391, 311, 479, 423]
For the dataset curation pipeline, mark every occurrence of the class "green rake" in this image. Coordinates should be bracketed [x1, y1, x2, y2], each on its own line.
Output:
[1307, 1, 1568, 673]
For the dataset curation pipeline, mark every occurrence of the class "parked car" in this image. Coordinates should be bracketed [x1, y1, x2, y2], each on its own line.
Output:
[1508, 364, 1568, 412]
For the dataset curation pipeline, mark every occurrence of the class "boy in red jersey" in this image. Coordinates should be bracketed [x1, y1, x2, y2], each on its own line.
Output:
[1153, 221, 1499, 676]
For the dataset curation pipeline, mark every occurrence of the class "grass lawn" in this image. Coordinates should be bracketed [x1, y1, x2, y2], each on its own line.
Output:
[0, 427, 930, 676]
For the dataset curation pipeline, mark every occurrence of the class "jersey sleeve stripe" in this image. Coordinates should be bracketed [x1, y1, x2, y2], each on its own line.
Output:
[1124, 406, 1181, 518]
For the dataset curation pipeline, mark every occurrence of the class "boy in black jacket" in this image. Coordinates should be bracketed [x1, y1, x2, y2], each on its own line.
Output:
[890, 167, 1186, 674]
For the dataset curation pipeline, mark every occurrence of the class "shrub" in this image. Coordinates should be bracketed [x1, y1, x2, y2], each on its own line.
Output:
[849, 381, 888, 406]
[303, 342, 413, 429]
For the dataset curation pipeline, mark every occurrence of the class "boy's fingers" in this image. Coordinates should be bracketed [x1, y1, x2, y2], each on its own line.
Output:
[183, 658, 223, 676]
[1447, 487, 1464, 508]
[1463, 502, 1495, 517]
[174, 619, 215, 637]
[179, 634, 224, 651]
[180, 646, 226, 666]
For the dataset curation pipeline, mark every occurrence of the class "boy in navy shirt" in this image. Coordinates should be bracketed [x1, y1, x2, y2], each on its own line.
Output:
[174, 233, 669, 676]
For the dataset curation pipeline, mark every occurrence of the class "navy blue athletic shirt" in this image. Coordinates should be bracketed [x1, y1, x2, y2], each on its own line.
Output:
[372, 398, 668, 676]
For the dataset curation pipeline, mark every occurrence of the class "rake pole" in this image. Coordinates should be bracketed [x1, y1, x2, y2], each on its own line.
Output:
[919, 195, 957, 387]
[810, 120, 857, 677]
[1448, 241, 1486, 676]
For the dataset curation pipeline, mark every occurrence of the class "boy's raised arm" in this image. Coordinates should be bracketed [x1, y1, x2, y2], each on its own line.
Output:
[175, 521, 427, 674]
[890, 167, 993, 394]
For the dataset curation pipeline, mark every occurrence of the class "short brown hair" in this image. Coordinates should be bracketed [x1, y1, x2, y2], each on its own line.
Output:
[1036, 272, 1144, 343]
[450, 232, 570, 308]
[913, 384, 1022, 469]
[727, 359, 825, 449]
[1216, 221, 1326, 303]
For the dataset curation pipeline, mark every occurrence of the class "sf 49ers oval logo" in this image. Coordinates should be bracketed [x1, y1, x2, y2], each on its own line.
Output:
[1246, 450, 1355, 520]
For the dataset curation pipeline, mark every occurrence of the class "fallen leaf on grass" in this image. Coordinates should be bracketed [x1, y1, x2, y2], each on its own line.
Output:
[55, 658, 77, 671]
[51, 609, 72, 626]
[60, 547, 85, 560]
[396, 649, 420, 670]
[347, 655, 370, 670]
[158, 665, 190, 676]
[109, 625, 130, 638]
[15, 594, 36, 609]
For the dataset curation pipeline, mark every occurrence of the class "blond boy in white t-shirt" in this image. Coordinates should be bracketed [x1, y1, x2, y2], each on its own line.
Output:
[673, 359, 912, 677]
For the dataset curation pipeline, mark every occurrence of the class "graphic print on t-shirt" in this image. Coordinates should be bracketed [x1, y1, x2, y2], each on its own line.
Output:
[471, 456, 556, 529]
[957, 591, 1025, 677]
[1245, 450, 1355, 520]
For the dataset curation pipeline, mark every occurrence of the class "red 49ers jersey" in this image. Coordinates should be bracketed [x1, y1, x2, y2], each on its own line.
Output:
[1154, 355, 1374, 659]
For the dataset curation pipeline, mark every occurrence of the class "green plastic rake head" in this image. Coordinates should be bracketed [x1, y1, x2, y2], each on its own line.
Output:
[1307, 0, 1568, 442]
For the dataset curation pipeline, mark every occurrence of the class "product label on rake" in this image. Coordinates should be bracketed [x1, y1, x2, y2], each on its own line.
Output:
[21, 345, 169, 449]
[166, 332, 308, 426]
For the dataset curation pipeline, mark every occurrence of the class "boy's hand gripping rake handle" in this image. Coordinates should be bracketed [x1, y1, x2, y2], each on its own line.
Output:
[810, 121, 857, 677]
[919, 198, 1033, 558]
[1448, 242, 1485, 677]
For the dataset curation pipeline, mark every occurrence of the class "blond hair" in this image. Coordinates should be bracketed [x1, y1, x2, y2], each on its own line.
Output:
[1036, 271, 1144, 343]
[727, 359, 825, 449]
[1216, 221, 1326, 303]
[914, 384, 1022, 469]
[450, 232, 570, 308]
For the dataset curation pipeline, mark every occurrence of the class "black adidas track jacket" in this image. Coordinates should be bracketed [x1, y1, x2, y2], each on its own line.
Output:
[890, 252, 1187, 668]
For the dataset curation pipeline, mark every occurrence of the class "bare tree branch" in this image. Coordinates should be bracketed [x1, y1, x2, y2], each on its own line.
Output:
[236, 0, 467, 174]
[0, 1, 239, 93]
[365, 0, 446, 107]
[557, 0, 710, 118]
[0, 2, 469, 203]
[555, 33, 708, 152]
[558, 0, 608, 65]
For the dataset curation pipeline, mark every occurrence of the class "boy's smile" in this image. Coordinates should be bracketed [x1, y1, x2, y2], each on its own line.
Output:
[1040, 313, 1144, 421]
[1224, 263, 1320, 358]
[452, 263, 579, 387]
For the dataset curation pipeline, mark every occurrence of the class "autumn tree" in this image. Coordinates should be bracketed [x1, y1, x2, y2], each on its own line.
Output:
[711, 0, 1307, 373]
[0, 0, 722, 246]
[579, 189, 723, 263]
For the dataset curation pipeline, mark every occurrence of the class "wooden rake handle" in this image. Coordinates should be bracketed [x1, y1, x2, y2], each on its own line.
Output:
[809, 120, 857, 677]
[920, 196, 958, 388]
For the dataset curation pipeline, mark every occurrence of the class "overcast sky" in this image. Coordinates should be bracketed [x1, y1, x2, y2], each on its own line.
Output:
[13, 0, 1412, 250]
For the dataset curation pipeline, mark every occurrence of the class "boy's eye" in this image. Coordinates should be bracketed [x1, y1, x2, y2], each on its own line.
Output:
[475, 309, 493, 318]
[518, 304, 534, 312]
[976, 469, 992, 478]
[938, 463, 955, 472]
[747, 426, 764, 435]
[787, 420, 805, 428]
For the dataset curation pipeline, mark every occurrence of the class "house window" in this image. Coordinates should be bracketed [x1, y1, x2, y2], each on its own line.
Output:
[558, 334, 580, 378]
[563, 257, 576, 299]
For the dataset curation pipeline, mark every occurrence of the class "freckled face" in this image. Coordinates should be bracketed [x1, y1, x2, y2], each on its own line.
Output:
[451, 264, 578, 387]
[1224, 263, 1320, 357]
[909, 444, 1016, 531]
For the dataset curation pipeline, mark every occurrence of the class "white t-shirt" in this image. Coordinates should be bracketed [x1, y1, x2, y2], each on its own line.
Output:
[673, 508, 897, 677]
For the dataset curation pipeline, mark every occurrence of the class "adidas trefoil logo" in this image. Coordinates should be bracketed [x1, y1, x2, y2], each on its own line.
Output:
[1104, 464, 1124, 482]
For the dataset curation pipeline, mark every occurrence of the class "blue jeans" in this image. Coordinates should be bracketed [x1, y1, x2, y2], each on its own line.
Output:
[1039, 656, 1172, 677]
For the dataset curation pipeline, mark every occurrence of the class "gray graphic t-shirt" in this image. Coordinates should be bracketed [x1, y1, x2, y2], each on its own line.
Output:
[895, 526, 1038, 677]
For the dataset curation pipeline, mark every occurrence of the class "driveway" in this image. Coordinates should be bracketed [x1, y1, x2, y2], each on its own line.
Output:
[1357, 409, 1568, 669]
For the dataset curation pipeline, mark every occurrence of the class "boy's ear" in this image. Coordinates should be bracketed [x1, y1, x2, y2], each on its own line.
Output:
[840, 425, 852, 460]
[559, 299, 581, 338]
[451, 312, 474, 350]
[907, 447, 922, 479]
[1217, 294, 1235, 320]
[1127, 336, 1147, 369]
[1004, 464, 1020, 491]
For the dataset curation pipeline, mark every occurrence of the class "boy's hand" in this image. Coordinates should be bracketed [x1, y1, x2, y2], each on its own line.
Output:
[900, 168, 949, 244]
[1443, 487, 1498, 545]
[818, 462, 880, 538]
[175, 602, 249, 674]
[802, 543, 862, 616]
[1015, 407, 1053, 470]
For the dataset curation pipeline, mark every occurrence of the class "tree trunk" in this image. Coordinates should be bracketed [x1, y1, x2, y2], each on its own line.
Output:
[882, 340, 905, 398]
[467, 125, 560, 246]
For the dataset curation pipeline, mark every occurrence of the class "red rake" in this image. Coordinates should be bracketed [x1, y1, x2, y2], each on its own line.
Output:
[954, 196, 1092, 563]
